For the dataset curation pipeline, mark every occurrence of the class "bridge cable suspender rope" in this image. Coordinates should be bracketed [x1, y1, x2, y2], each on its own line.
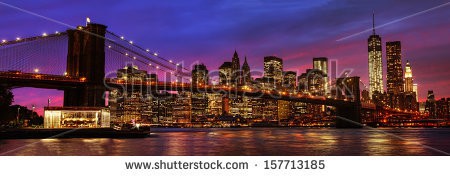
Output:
[106, 43, 191, 82]
[105, 30, 191, 72]
[0, 32, 67, 47]
[105, 39, 190, 77]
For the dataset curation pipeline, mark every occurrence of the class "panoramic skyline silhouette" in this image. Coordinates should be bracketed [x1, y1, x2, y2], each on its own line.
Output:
[1, 0, 449, 115]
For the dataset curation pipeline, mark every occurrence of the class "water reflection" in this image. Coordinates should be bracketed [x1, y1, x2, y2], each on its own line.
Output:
[1, 128, 449, 156]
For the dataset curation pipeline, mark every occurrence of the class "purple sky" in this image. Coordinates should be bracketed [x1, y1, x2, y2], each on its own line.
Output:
[1, 0, 450, 115]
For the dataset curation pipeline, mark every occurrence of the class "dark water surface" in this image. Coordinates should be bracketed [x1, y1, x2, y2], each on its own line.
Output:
[1, 128, 450, 156]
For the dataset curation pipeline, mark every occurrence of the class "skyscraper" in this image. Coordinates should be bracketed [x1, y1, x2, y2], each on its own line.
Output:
[264, 56, 283, 86]
[231, 50, 241, 86]
[368, 13, 383, 98]
[241, 56, 252, 85]
[425, 90, 437, 118]
[404, 60, 414, 92]
[219, 62, 232, 86]
[386, 41, 404, 94]
[313, 57, 329, 94]
[192, 64, 209, 85]
[413, 84, 418, 101]
[282, 71, 297, 92]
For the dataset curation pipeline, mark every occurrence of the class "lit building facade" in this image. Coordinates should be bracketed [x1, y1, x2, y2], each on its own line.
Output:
[191, 93, 208, 118]
[207, 93, 223, 116]
[386, 41, 404, 94]
[313, 57, 329, 94]
[283, 71, 297, 92]
[298, 69, 327, 96]
[44, 107, 110, 128]
[368, 14, 383, 98]
[404, 60, 414, 92]
[386, 41, 404, 109]
[110, 65, 152, 123]
[264, 56, 283, 87]
[172, 91, 192, 123]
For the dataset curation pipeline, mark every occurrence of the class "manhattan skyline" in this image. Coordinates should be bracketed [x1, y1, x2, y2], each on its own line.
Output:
[1, 0, 450, 115]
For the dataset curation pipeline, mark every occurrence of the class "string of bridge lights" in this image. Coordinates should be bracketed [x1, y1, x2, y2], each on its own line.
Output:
[107, 43, 190, 82]
[105, 30, 190, 72]
[1, 31, 64, 46]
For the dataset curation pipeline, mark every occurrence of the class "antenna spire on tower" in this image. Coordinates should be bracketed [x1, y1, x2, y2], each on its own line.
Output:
[372, 11, 375, 35]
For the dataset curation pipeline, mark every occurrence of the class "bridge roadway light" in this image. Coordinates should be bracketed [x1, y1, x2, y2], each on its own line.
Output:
[1, 39, 6, 43]
[129, 41, 133, 44]
[42, 33, 48, 37]
[120, 36, 124, 40]
[34, 68, 39, 73]
[16, 37, 21, 41]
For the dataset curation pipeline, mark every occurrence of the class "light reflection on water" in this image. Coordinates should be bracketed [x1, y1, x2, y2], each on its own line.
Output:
[1, 128, 449, 156]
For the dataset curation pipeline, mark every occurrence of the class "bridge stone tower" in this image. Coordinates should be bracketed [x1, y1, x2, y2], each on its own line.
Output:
[64, 23, 107, 107]
[335, 76, 362, 128]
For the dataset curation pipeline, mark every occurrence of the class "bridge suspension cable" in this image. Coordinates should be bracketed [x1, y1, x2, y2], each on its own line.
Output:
[105, 30, 191, 72]
[0, 33, 68, 75]
[105, 40, 191, 83]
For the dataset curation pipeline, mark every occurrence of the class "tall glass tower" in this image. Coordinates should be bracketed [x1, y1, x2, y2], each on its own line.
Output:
[368, 13, 383, 98]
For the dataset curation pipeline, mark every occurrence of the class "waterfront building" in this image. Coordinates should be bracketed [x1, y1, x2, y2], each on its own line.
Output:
[44, 107, 110, 128]
[206, 93, 223, 116]
[110, 65, 152, 123]
[230, 95, 252, 118]
[278, 100, 293, 120]
[172, 91, 192, 123]
[368, 14, 383, 98]
[191, 92, 208, 118]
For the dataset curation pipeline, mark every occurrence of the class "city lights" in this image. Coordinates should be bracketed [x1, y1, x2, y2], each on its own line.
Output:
[34, 68, 39, 73]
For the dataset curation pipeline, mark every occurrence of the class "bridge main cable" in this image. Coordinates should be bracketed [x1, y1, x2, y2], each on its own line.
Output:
[0, 32, 67, 47]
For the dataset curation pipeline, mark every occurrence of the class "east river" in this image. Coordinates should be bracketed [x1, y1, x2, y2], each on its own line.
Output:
[1, 128, 450, 155]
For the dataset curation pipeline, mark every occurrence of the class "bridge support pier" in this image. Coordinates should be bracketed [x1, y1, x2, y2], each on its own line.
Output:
[335, 103, 362, 128]
[64, 23, 107, 107]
